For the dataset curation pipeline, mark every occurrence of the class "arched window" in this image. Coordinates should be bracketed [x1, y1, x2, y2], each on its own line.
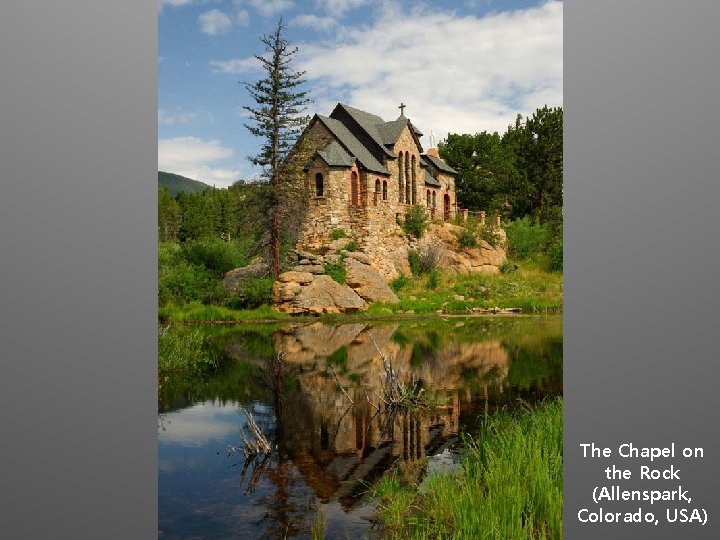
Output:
[382, 180, 387, 200]
[411, 155, 417, 205]
[374, 179, 381, 206]
[315, 173, 324, 197]
[398, 152, 404, 203]
[350, 171, 359, 206]
[432, 191, 436, 207]
[426, 190, 431, 206]
[405, 153, 411, 204]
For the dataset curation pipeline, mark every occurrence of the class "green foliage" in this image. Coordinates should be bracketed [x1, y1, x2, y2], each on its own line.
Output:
[158, 171, 211, 196]
[407, 250, 422, 277]
[500, 259, 516, 274]
[324, 263, 346, 285]
[327, 346, 348, 370]
[548, 241, 563, 272]
[344, 240, 358, 252]
[330, 228, 347, 240]
[158, 325, 216, 378]
[390, 274, 411, 292]
[440, 106, 563, 224]
[158, 260, 222, 306]
[456, 227, 478, 248]
[402, 205, 429, 238]
[426, 269, 440, 290]
[505, 216, 553, 260]
[408, 247, 440, 277]
[181, 237, 248, 276]
[232, 277, 273, 309]
[372, 398, 563, 540]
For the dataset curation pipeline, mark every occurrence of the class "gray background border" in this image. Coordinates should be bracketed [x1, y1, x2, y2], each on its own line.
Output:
[1, 1, 719, 538]
[565, 1, 720, 538]
[1, 1, 157, 538]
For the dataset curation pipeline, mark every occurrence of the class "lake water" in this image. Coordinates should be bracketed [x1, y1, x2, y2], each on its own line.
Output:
[158, 315, 562, 539]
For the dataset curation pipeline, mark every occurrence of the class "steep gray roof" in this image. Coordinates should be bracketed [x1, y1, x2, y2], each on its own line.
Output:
[331, 104, 396, 158]
[317, 141, 354, 167]
[424, 169, 441, 187]
[316, 115, 390, 175]
[376, 118, 407, 145]
[422, 154, 457, 175]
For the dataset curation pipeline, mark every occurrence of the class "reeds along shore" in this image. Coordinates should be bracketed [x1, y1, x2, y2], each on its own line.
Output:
[372, 397, 563, 540]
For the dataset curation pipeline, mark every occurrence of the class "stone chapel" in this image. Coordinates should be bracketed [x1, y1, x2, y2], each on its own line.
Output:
[288, 103, 459, 255]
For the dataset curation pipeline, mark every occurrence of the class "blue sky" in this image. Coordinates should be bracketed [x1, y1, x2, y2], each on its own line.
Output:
[159, 0, 562, 187]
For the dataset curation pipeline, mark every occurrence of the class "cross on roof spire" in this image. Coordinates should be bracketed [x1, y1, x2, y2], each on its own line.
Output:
[398, 102, 406, 116]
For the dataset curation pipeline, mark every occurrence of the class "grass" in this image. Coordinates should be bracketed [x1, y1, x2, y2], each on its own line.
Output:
[372, 398, 563, 540]
[368, 261, 562, 315]
[159, 302, 290, 323]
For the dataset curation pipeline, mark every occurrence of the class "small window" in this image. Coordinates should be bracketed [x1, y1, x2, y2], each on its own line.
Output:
[315, 173, 324, 197]
[382, 180, 388, 200]
[375, 179, 381, 193]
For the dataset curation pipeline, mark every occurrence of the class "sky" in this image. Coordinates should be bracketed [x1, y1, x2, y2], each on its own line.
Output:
[158, 0, 563, 187]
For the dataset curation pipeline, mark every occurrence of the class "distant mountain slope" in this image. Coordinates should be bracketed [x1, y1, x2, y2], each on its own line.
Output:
[158, 171, 212, 196]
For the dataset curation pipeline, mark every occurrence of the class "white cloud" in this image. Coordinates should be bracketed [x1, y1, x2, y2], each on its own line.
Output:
[158, 109, 199, 126]
[158, 401, 245, 447]
[158, 137, 243, 187]
[235, 9, 250, 26]
[291, 14, 337, 32]
[210, 56, 261, 74]
[246, 0, 294, 18]
[158, 0, 195, 12]
[198, 9, 234, 35]
[298, 0, 563, 145]
[314, 0, 371, 17]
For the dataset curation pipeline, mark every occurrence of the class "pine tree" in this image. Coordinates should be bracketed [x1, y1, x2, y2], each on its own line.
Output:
[243, 18, 312, 280]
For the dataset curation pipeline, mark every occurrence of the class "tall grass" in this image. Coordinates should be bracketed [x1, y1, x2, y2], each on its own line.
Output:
[372, 398, 563, 540]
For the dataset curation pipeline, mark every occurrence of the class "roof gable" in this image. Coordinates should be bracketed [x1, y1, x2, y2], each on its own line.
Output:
[315, 115, 390, 175]
[421, 154, 457, 175]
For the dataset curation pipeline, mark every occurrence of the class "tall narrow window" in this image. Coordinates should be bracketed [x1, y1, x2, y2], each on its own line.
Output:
[315, 173, 324, 197]
[374, 179, 381, 206]
[426, 190, 431, 206]
[382, 180, 387, 200]
[350, 171, 359, 206]
[432, 191, 436, 207]
[411, 155, 417, 205]
[398, 152, 404, 203]
[405, 153, 411, 203]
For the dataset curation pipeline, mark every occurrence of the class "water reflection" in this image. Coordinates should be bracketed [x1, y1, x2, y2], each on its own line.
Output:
[159, 317, 562, 539]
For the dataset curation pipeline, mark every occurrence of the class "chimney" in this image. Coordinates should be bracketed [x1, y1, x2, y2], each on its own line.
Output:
[426, 130, 440, 157]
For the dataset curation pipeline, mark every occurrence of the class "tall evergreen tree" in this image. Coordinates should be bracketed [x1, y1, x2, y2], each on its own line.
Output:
[243, 19, 312, 280]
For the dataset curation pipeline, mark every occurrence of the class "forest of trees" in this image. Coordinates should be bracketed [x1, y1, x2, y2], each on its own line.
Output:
[439, 105, 563, 224]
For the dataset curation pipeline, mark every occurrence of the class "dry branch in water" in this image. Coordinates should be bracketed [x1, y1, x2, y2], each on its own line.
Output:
[230, 406, 271, 459]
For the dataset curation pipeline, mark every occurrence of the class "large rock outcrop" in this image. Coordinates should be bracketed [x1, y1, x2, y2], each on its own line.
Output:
[344, 256, 399, 304]
[272, 273, 367, 315]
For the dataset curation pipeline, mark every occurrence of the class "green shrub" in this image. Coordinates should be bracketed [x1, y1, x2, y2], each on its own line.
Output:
[344, 240, 358, 252]
[325, 263, 347, 285]
[407, 250, 422, 277]
[181, 238, 247, 276]
[548, 242, 563, 272]
[158, 261, 217, 305]
[426, 269, 440, 290]
[505, 216, 551, 260]
[402, 205, 429, 238]
[390, 273, 411, 292]
[500, 259, 516, 274]
[330, 228, 347, 240]
[457, 228, 478, 248]
[233, 277, 273, 309]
